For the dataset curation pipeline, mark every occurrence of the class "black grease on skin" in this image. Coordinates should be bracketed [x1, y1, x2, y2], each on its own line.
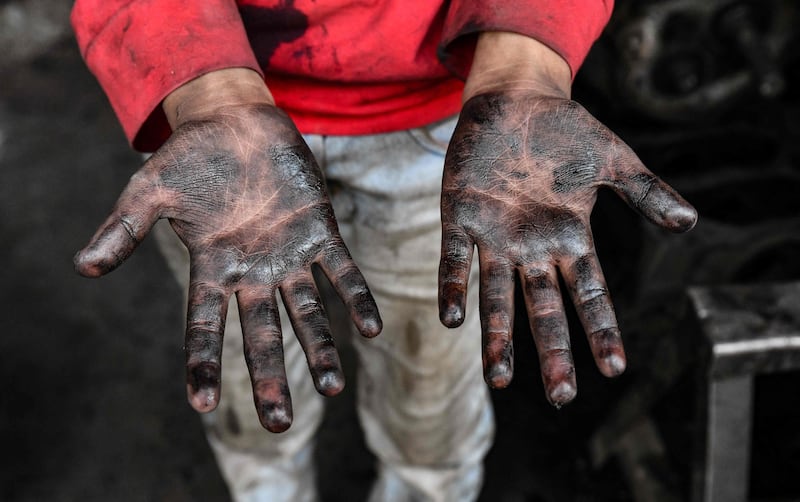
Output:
[75, 104, 382, 432]
[440, 92, 697, 407]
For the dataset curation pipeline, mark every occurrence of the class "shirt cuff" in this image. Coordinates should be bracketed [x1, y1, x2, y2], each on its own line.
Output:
[71, 0, 262, 151]
[439, 0, 614, 80]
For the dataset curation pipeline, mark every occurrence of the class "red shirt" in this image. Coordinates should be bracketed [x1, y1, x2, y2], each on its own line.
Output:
[71, 0, 613, 152]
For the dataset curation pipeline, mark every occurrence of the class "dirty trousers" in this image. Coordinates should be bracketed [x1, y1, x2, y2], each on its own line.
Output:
[153, 117, 494, 501]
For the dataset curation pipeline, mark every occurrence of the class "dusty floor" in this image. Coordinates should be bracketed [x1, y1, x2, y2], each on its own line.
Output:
[2, 8, 799, 502]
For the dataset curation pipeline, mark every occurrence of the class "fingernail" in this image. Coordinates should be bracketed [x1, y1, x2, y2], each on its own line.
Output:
[187, 384, 218, 413]
[73, 248, 103, 278]
[187, 363, 220, 412]
[360, 316, 383, 338]
[316, 370, 345, 396]
[666, 205, 698, 233]
[261, 403, 292, 433]
[549, 381, 577, 407]
[441, 304, 464, 327]
[486, 363, 513, 389]
[604, 354, 626, 376]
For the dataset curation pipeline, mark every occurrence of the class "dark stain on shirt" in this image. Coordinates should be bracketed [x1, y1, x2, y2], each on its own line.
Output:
[239, 1, 310, 69]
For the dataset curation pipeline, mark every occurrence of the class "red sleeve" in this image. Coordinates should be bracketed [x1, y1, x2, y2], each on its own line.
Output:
[439, 0, 614, 79]
[71, 0, 262, 152]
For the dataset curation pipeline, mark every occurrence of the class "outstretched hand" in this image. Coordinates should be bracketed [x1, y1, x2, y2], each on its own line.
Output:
[75, 103, 382, 431]
[439, 92, 696, 406]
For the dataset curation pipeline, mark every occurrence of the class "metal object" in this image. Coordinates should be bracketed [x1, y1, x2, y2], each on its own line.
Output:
[606, 0, 797, 121]
[689, 281, 800, 502]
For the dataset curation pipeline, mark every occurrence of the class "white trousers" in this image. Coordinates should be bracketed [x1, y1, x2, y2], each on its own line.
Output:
[153, 116, 494, 502]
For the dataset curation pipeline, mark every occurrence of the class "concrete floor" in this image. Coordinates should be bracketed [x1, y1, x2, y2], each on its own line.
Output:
[2, 7, 799, 502]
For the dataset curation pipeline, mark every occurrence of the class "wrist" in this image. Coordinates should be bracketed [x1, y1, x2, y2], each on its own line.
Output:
[162, 68, 274, 129]
[463, 32, 572, 102]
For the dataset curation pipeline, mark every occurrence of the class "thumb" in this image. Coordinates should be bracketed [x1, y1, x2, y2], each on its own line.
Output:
[604, 147, 697, 233]
[74, 169, 164, 277]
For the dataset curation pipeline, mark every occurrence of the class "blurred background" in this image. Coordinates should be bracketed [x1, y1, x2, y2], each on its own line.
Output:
[1, 0, 799, 500]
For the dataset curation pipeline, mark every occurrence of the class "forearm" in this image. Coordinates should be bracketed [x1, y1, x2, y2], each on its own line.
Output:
[463, 32, 572, 101]
[163, 68, 275, 129]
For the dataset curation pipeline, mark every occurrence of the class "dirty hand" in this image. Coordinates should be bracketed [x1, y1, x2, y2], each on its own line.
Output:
[439, 34, 696, 407]
[75, 71, 381, 432]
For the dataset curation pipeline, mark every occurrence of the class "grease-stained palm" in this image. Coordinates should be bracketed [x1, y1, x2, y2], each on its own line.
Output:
[439, 93, 697, 406]
[75, 104, 382, 432]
